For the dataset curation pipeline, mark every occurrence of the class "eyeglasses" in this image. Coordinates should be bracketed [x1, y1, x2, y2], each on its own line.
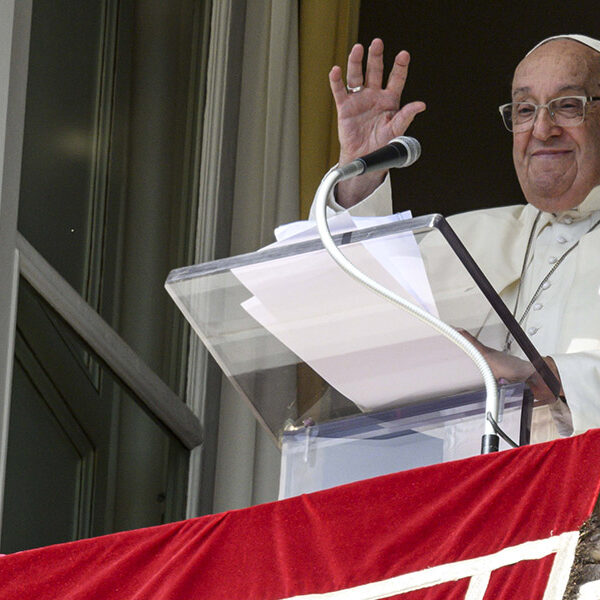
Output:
[498, 95, 600, 132]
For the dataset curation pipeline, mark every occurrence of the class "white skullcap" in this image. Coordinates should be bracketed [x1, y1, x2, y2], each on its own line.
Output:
[527, 34, 600, 55]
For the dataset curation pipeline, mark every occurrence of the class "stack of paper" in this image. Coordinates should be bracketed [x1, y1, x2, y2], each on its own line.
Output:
[232, 214, 483, 412]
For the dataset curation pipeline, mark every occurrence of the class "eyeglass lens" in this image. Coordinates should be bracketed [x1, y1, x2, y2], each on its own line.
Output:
[502, 96, 586, 131]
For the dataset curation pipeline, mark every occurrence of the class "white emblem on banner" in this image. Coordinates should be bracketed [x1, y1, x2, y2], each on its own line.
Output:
[281, 531, 579, 600]
[577, 580, 600, 599]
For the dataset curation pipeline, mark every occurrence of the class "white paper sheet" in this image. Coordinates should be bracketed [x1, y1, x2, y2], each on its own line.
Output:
[272, 211, 410, 244]
[232, 222, 483, 412]
[270, 213, 436, 314]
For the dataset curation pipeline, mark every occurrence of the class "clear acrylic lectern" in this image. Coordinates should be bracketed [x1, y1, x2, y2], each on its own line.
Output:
[165, 215, 556, 496]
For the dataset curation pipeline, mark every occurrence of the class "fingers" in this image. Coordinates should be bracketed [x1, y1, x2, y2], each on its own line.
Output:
[456, 328, 492, 355]
[386, 50, 411, 98]
[388, 100, 427, 137]
[365, 38, 384, 88]
[336, 40, 412, 97]
[456, 328, 478, 344]
[346, 43, 364, 88]
[329, 65, 348, 109]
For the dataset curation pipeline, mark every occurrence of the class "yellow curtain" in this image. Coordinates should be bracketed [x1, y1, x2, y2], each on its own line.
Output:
[299, 0, 361, 219]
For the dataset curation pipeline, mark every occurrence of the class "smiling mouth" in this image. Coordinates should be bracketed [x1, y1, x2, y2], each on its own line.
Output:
[531, 149, 572, 157]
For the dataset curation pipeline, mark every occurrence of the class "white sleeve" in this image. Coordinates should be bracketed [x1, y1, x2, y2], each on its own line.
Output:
[308, 172, 394, 220]
[550, 351, 600, 434]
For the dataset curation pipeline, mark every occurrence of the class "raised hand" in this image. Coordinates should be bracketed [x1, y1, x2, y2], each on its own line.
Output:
[330, 39, 426, 208]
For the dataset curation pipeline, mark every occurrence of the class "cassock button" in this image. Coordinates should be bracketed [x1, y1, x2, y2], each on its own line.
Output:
[533, 303, 543, 311]
[548, 256, 557, 264]
[542, 281, 551, 290]
[563, 217, 573, 225]
[528, 327, 538, 335]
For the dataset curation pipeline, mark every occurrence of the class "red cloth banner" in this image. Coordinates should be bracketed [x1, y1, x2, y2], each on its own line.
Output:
[1, 430, 600, 599]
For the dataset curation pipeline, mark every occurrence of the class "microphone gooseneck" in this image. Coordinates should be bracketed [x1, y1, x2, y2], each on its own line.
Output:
[315, 139, 500, 454]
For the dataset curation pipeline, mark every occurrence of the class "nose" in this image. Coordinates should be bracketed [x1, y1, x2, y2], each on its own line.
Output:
[531, 106, 561, 140]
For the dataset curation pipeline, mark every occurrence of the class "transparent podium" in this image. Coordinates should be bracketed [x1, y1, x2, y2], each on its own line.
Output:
[165, 215, 556, 498]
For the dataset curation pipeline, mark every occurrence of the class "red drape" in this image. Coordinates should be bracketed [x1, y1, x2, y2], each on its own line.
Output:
[1, 429, 599, 599]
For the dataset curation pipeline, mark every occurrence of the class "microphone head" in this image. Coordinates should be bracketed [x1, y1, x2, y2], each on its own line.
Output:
[389, 136, 421, 167]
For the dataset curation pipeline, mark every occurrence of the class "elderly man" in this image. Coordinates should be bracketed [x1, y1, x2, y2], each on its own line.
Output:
[315, 34, 600, 437]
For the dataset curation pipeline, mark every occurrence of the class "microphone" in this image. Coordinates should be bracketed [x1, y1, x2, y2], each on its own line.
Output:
[337, 136, 421, 179]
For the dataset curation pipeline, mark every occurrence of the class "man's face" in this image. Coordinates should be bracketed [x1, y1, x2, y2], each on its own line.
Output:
[512, 40, 600, 212]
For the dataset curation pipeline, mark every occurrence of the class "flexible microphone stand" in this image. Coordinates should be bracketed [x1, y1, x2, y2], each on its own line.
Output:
[314, 157, 500, 454]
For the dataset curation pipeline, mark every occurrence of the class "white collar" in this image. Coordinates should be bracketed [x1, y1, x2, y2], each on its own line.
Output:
[552, 186, 600, 222]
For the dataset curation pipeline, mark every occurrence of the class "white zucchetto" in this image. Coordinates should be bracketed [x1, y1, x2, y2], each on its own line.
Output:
[527, 34, 600, 55]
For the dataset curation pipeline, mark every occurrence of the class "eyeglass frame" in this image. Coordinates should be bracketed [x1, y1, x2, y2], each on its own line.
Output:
[498, 95, 600, 132]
